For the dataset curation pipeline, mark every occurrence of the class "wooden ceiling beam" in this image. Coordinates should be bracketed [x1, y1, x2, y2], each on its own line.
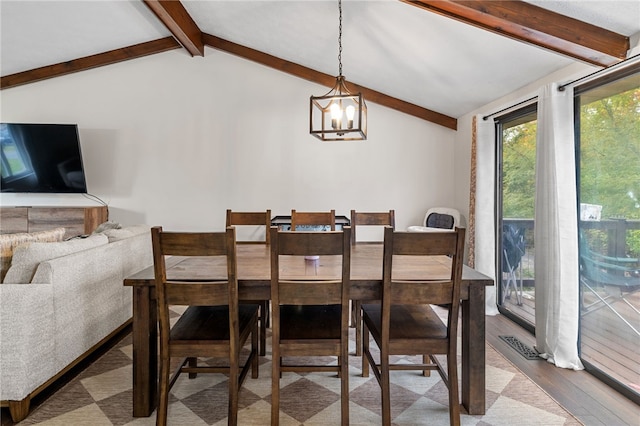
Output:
[402, 0, 630, 67]
[143, 0, 204, 56]
[0, 37, 180, 90]
[202, 33, 457, 130]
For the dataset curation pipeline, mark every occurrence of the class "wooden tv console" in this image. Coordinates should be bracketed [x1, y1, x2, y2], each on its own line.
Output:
[0, 206, 108, 239]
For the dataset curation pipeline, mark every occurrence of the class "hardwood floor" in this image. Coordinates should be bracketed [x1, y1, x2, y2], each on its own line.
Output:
[486, 313, 640, 426]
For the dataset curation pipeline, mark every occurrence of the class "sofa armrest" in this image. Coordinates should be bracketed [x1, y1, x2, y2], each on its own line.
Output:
[0, 281, 56, 401]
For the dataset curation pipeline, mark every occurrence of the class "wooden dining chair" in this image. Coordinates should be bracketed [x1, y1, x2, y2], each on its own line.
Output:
[349, 210, 395, 356]
[290, 209, 336, 231]
[270, 225, 351, 426]
[151, 226, 259, 426]
[226, 209, 271, 245]
[226, 209, 271, 356]
[362, 226, 465, 426]
[350, 209, 395, 244]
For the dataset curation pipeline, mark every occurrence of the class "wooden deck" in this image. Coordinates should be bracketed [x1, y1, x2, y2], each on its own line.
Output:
[500, 285, 640, 395]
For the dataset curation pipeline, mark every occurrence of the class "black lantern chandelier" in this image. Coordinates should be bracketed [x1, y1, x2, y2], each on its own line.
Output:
[310, 0, 367, 141]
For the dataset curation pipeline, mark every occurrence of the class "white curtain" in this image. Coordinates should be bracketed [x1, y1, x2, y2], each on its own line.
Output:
[534, 83, 584, 370]
[474, 115, 499, 315]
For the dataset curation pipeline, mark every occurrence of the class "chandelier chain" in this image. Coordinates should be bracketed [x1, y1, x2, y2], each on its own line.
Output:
[338, 0, 342, 77]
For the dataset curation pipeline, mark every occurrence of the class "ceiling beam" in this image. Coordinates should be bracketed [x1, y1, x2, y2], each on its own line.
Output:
[0, 37, 181, 90]
[143, 0, 204, 57]
[202, 33, 457, 130]
[402, 0, 629, 67]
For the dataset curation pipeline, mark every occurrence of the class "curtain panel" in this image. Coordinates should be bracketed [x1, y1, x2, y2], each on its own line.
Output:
[472, 114, 499, 315]
[534, 83, 584, 370]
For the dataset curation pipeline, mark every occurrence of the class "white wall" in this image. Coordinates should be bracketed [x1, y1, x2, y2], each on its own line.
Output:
[1, 47, 457, 232]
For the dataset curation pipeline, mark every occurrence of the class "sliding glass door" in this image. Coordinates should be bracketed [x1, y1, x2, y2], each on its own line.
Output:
[497, 105, 537, 329]
[576, 68, 640, 400]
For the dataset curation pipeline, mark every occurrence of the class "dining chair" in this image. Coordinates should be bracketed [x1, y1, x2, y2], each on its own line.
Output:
[349, 209, 395, 356]
[290, 209, 336, 231]
[362, 226, 465, 426]
[226, 209, 271, 356]
[269, 225, 351, 426]
[151, 226, 259, 426]
[226, 209, 272, 245]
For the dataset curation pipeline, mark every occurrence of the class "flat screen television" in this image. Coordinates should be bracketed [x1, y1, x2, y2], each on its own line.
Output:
[0, 123, 88, 193]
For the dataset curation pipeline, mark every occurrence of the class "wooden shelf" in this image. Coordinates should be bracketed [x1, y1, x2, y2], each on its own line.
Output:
[0, 206, 108, 239]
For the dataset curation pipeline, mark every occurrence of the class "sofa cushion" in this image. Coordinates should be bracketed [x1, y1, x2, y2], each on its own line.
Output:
[0, 228, 66, 282]
[101, 225, 150, 242]
[92, 221, 122, 234]
[3, 234, 109, 283]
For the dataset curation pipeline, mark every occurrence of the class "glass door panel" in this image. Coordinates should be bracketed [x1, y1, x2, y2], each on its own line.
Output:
[577, 71, 640, 398]
[498, 107, 537, 327]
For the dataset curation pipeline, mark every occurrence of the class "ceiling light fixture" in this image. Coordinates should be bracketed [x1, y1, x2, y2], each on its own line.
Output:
[310, 0, 367, 141]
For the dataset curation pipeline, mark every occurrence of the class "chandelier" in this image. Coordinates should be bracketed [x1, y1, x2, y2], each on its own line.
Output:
[310, 0, 367, 141]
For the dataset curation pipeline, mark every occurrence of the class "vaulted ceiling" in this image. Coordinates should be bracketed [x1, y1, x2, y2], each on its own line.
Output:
[2, 1, 639, 130]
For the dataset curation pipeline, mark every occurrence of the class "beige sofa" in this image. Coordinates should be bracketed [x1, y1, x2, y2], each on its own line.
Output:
[0, 225, 153, 422]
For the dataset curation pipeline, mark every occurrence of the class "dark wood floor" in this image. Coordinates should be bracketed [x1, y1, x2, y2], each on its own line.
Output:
[502, 287, 640, 394]
[487, 313, 640, 426]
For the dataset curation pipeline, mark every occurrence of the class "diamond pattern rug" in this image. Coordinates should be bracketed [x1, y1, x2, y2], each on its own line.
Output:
[11, 308, 582, 426]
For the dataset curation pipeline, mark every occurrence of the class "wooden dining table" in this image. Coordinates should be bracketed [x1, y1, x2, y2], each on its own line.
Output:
[123, 242, 493, 417]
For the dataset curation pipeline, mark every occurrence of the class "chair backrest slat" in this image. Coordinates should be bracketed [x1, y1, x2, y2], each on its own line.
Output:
[270, 226, 351, 306]
[350, 210, 395, 244]
[226, 209, 271, 244]
[165, 281, 230, 306]
[157, 231, 230, 256]
[390, 280, 453, 305]
[291, 209, 336, 231]
[152, 226, 238, 310]
[382, 226, 465, 323]
[276, 229, 345, 256]
[279, 280, 343, 305]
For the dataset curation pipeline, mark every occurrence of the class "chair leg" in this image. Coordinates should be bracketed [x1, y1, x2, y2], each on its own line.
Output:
[188, 357, 197, 379]
[260, 301, 268, 356]
[447, 354, 461, 426]
[271, 346, 280, 425]
[252, 317, 259, 378]
[228, 351, 239, 426]
[422, 355, 431, 377]
[341, 337, 350, 426]
[156, 353, 170, 426]
[381, 352, 391, 426]
[354, 300, 362, 356]
[362, 322, 369, 377]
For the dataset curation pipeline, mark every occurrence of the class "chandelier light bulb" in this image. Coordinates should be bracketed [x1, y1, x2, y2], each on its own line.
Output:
[345, 105, 355, 129]
[330, 103, 342, 129]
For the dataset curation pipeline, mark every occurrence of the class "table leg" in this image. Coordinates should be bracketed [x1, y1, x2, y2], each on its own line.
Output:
[461, 284, 486, 415]
[132, 286, 157, 417]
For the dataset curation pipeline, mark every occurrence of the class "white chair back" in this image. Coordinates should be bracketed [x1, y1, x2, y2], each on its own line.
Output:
[407, 207, 461, 232]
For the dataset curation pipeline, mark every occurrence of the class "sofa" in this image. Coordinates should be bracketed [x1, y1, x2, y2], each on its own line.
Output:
[0, 224, 153, 422]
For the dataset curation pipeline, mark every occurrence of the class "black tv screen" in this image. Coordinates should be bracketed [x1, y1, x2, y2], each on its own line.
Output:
[0, 123, 88, 193]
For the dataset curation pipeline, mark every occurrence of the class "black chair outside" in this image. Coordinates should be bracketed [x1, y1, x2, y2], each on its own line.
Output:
[501, 224, 526, 305]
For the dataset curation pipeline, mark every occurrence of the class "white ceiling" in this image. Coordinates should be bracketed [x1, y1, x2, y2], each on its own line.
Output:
[1, 0, 639, 119]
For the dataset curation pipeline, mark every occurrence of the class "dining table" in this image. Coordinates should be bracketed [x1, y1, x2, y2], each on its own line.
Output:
[123, 242, 493, 417]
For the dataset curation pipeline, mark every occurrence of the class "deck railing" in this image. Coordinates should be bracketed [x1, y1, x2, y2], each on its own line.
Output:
[500, 217, 640, 291]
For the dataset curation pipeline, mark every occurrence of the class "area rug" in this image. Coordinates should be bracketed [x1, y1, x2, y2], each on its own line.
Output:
[13, 320, 582, 425]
